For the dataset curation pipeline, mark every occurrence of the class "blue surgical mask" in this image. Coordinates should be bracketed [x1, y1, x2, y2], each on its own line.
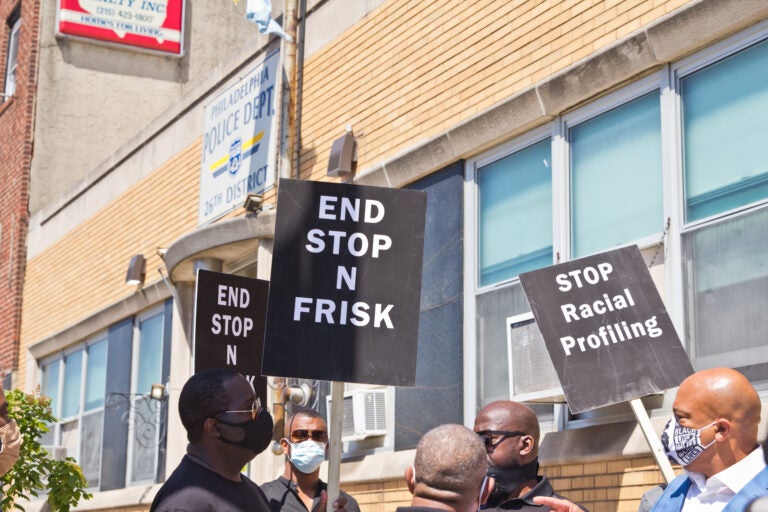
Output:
[661, 418, 717, 466]
[288, 440, 326, 474]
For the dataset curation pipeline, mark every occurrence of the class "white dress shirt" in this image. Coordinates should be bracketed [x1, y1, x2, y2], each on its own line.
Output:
[681, 444, 767, 512]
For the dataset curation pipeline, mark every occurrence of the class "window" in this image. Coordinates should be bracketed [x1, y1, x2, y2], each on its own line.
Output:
[477, 138, 552, 287]
[469, 81, 664, 408]
[678, 34, 768, 376]
[681, 38, 768, 222]
[467, 27, 768, 420]
[3, 10, 20, 101]
[39, 303, 171, 491]
[568, 92, 663, 258]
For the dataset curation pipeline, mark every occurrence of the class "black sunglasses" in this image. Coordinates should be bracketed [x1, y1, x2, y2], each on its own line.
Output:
[290, 429, 329, 443]
[476, 430, 527, 453]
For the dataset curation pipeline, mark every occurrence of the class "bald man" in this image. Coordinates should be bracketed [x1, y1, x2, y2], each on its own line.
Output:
[473, 401, 586, 512]
[652, 367, 767, 512]
[399, 424, 492, 512]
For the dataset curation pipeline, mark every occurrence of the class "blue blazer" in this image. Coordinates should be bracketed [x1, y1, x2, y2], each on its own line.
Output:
[651, 467, 768, 512]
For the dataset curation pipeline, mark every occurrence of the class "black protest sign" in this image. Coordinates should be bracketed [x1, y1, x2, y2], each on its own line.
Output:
[193, 269, 269, 400]
[518, 245, 693, 413]
[263, 178, 427, 386]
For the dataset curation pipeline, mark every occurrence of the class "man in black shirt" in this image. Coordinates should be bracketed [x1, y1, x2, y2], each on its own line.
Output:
[261, 408, 359, 512]
[150, 368, 274, 512]
[397, 424, 492, 512]
[473, 401, 587, 512]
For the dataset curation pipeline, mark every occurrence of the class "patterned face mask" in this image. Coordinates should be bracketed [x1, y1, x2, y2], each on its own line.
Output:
[661, 417, 717, 466]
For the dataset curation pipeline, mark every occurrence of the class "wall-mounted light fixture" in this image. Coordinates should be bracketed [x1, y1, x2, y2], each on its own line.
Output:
[327, 127, 357, 178]
[243, 193, 263, 213]
[125, 254, 146, 287]
[150, 383, 166, 401]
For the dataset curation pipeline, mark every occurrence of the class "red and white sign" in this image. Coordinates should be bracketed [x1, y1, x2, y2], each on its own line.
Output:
[57, 0, 184, 56]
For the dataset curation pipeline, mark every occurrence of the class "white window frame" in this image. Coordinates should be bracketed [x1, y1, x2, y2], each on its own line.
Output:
[126, 305, 166, 486]
[465, 72, 674, 427]
[466, 21, 768, 425]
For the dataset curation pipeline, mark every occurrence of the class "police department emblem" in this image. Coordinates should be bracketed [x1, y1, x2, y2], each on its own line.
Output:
[228, 138, 242, 175]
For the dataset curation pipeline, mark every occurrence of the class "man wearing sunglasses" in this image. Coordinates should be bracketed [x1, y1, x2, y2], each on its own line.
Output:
[261, 408, 360, 512]
[151, 368, 274, 512]
[473, 401, 586, 512]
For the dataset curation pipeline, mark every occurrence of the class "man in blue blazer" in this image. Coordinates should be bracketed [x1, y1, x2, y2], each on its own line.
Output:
[651, 368, 767, 512]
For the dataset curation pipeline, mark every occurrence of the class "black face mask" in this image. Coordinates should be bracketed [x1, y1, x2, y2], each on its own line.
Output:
[217, 410, 274, 454]
[486, 459, 539, 506]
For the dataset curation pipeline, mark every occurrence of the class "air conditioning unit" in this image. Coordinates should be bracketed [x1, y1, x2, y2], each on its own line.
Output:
[326, 388, 387, 442]
[507, 312, 565, 403]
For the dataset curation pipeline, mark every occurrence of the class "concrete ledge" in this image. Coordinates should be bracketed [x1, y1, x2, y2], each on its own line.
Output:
[164, 209, 277, 282]
[537, 32, 660, 116]
[28, 280, 171, 359]
[646, 0, 768, 62]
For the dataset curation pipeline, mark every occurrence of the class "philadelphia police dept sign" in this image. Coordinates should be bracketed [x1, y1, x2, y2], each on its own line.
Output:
[56, 0, 184, 55]
[518, 245, 693, 414]
[198, 48, 279, 225]
[263, 179, 427, 387]
[193, 269, 269, 399]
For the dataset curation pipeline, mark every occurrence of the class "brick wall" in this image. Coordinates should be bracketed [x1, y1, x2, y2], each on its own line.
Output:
[18, 140, 201, 387]
[298, 0, 691, 183]
[0, 0, 39, 381]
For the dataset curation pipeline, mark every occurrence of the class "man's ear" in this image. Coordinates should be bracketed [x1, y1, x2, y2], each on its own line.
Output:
[714, 419, 731, 441]
[520, 434, 535, 456]
[203, 418, 220, 438]
[405, 466, 415, 494]
[280, 437, 291, 456]
[481, 477, 495, 505]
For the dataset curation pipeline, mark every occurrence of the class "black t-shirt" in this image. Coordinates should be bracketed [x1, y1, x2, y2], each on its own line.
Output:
[261, 476, 360, 512]
[483, 476, 589, 512]
[150, 455, 271, 512]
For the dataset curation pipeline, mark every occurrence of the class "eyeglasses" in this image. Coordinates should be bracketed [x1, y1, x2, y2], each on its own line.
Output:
[217, 397, 263, 421]
[476, 430, 527, 453]
[290, 429, 329, 443]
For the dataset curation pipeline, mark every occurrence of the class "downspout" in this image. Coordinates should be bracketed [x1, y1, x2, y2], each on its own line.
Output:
[279, 0, 299, 180]
[294, 0, 306, 179]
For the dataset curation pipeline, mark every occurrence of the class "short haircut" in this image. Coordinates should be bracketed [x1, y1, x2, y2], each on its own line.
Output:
[178, 368, 240, 443]
[284, 406, 326, 436]
[414, 424, 487, 496]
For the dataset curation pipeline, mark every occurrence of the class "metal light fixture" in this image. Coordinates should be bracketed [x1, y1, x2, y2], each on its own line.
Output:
[327, 128, 357, 178]
[243, 193, 263, 213]
[150, 383, 166, 401]
[125, 254, 146, 287]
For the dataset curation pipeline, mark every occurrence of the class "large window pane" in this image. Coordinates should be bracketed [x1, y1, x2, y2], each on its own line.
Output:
[683, 206, 768, 372]
[682, 39, 768, 222]
[476, 283, 531, 405]
[61, 350, 83, 419]
[85, 339, 107, 411]
[570, 92, 663, 257]
[477, 139, 552, 286]
[41, 360, 60, 417]
[80, 411, 103, 488]
[135, 312, 164, 394]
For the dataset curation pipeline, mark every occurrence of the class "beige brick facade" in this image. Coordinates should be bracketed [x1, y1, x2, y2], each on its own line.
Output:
[17, 0, 766, 510]
[19, 140, 201, 385]
[297, 0, 690, 183]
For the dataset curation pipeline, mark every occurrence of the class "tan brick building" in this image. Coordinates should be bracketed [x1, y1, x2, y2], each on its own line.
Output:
[17, 0, 768, 511]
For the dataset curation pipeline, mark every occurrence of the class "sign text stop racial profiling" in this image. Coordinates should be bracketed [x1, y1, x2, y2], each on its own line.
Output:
[519, 245, 693, 413]
[293, 195, 395, 328]
[554, 262, 662, 356]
